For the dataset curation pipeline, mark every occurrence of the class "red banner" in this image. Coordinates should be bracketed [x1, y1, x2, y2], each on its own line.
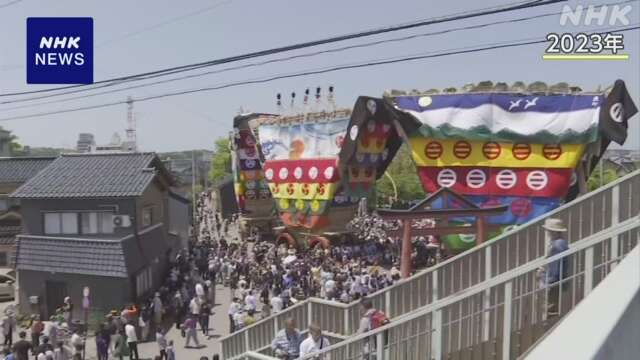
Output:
[263, 159, 340, 184]
[417, 166, 573, 197]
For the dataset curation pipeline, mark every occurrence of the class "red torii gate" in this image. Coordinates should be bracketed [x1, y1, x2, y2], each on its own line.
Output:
[377, 188, 508, 278]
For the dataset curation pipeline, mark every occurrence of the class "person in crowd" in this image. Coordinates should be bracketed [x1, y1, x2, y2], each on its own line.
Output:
[125, 322, 139, 360]
[68, 331, 82, 359]
[199, 301, 211, 336]
[2, 312, 16, 347]
[541, 218, 570, 315]
[244, 290, 257, 313]
[228, 298, 241, 333]
[152, 292, 164, 330]
[11, 332, 31, 360]
[156, 327, 167, 360]
[140, 306, 151, 342]
[270, 292, 283, 314]
[61, 298, 73, 326]
[52, 340, 71, 360]
[188, 296, 201, 331]
[111, 328, 128, 360]
[29, 315, 44, 352]
[94, 331, 108, 360]
[242, 308, 257, 328]
[271, 318, 302, 360]
[260, 300, 271, 319]
[1, 346, 13, 360]
[35, 336, 54, 357]
[183, 316, 200, 348]
[42, 322, 57, 354]
[206, 280, 216, 307]
[165, 340, 175, 360]
[299, 323, 331, 359]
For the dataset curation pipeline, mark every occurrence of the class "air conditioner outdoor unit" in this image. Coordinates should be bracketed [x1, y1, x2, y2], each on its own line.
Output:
[113, 215, 132, 228]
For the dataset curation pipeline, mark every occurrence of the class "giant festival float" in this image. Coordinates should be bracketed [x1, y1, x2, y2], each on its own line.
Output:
[231, 80, 637, 254]
[372, 80, 637, 261]
[231, 87, 403, 246]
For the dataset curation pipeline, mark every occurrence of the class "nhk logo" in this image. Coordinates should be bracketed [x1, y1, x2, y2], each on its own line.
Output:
[27, 17, 93, 84]
[36, 36, 85, 66]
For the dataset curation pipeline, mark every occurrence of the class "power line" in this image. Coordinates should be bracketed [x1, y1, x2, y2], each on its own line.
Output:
[1, 25, 637, 123]
[5, 0, 632, 109]
[0, 0, 566, 97]
[0, 0, 22, 9]
[96, 0, 234, 48]
[0, 0, 235, 72]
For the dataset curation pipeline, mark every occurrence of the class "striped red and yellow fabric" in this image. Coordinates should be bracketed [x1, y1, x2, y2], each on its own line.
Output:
[410, 138, 585, 168]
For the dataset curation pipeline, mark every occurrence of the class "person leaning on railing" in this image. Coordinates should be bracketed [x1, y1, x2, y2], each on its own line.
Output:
[540, 218, 570, 316]
[271, 318, 302, 360]
[299, 323, 331, 360]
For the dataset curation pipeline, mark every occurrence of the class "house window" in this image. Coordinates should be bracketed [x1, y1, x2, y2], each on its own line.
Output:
[44, 212, 78, 234]
[0, 197, 7, 212]
[0, 253, 7, 267]
[142, 207, 153, 227]
[135, 267, 153, 297]
[80, 212, 114, 234]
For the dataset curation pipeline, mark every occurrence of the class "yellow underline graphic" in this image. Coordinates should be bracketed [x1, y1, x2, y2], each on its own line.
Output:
[542, 54, 629, 60]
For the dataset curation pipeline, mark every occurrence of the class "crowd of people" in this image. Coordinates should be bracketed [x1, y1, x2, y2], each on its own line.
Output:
[0, 189, 450, 360]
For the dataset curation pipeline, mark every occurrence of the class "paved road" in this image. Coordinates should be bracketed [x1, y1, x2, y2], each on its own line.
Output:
[83, 285, 232, 360]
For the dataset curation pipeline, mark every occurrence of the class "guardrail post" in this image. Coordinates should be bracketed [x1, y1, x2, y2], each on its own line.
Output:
[584, 247, 594, 296]
[483, 246, 492, 342]
[432, 270, 438, 302]
[431, 309, 442, 360]
[376, 332, 384, 360]
[307, 301, 313, 327]
[244, 330, 250, 355]
[344, 307, 350, 334]
[385, 290, 391, 317]
[502, 281, 513, 360]
[610, 185, 620, 269]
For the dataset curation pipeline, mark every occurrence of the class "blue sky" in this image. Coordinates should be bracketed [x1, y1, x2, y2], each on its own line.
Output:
[0, 0, 638, 152]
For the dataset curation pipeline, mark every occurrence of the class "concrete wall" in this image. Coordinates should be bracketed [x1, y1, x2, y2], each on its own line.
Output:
[596, 289, 640, 360]
[17, 269, 130, 321]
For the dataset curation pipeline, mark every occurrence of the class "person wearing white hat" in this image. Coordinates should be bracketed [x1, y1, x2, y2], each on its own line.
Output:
[541, 218, 569, 315]
[283, 248, 297, 266]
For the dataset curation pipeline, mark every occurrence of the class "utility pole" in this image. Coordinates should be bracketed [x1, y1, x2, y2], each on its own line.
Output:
[192, 150, 197, 240]
[125, 96, 137, 152]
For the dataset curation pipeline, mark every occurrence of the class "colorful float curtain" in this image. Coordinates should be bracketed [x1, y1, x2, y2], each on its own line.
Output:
[257, 99, 403, 231]
[257, 112, 348, 229]
[393, 92, 604, 225]
[231, 114, 274, 218]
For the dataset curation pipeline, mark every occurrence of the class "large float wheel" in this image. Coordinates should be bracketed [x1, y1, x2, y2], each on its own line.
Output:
[308, 235, 331, 250]
[276, 231, 297, 249]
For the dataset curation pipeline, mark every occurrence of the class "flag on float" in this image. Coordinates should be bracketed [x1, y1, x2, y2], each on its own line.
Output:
[599, 79, 638, 145]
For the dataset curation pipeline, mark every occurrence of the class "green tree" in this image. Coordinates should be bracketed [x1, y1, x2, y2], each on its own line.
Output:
[0, 126, 26, 156]
[209, 137, 232, 183]
[375, 144, 425, 207]
[587, 166, 619, 191]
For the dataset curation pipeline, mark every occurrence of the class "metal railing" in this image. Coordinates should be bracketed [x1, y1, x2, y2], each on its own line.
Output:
[221, 170, 640, 359]
[249, 330, 347, 358]
[296, 215, 640, 360]
[525, 245, 640, 359]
